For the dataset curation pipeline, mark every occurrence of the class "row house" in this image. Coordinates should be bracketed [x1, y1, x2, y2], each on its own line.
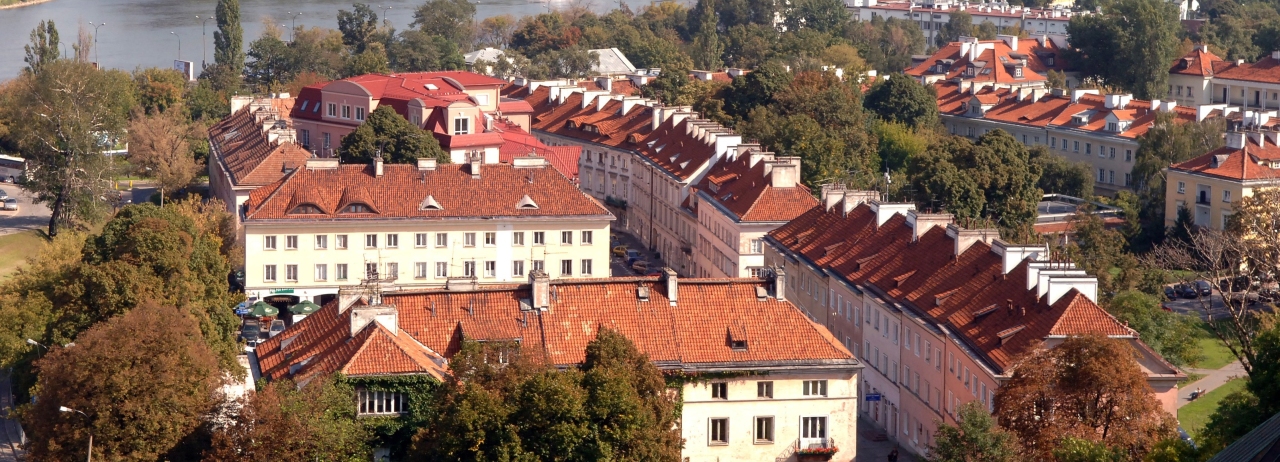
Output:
[240, 155, 613, 308]
[1169, 47, 1280, 111]
[253, 271, 862, 462]
[763, 185, 1184, 458]
[207, 95, 313, 227]
[935, 80, 1199, 195]
[905, 35, 1079, 89]
[846, 0, 1083, 47]
[1166, 127, 1280, 230]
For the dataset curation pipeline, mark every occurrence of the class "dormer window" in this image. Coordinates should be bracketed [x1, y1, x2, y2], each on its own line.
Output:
[517, 195, 539, 210]
[453, 116, 470, 135]
[1072, 114, 1089, 125]
[1107, 122, 1117, 132]
[343, 203, 372, 213]
[1014, 67, 1023, 78]
[291, 204, 323, 214]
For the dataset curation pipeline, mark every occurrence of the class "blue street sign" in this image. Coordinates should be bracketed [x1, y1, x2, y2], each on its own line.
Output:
[865, 393, 882, 401]
[235, 308, 250, 316]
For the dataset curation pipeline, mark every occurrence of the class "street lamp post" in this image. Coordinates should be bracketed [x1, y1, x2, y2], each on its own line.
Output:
[25, 338, 47, 354]
[286, 12, 303, 42]
[88, 22, 105, 66]
[196, 15, 212, 68]
[379, 5, 392, 26]
[170, 31, 181, 60]
[60, 406, 92, 462]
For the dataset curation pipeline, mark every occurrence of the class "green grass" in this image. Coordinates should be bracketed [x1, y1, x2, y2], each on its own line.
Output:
[0, 230, 46, 279]
[1179, 372, 1207, 388]
[1179, 378, 1247, 434]
[1194, 323, 1238, 370]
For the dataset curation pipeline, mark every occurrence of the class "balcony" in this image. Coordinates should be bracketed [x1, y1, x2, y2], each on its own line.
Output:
[794, 437, 838, 462]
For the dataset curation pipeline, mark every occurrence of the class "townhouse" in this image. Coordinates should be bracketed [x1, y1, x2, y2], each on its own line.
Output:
[207, 95, 313, 226]
[763, 185, 1184, 457]
[846, 0, 1083, 47]
[905, 35, 1079, 90]
[933, 80, 1199, 195]
[1168, 47, 1280, 111]
[253, 271, 862, 461]
[1166, 128, 1280, 230]
[239, 155, 613, 308]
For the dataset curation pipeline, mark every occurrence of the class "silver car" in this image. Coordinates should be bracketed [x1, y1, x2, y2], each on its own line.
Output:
[0, 189, 7, 200]
[2, 198, 16, 211]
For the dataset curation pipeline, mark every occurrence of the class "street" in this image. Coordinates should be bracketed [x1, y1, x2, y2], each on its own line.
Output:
[608, 227, 669, 277]
[0, 185, 49, 236]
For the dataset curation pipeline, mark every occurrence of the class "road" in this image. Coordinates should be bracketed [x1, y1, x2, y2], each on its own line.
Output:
[0, 186, 50, 236]
[0, 371, 25, 462]
[608, 228, 670, 277]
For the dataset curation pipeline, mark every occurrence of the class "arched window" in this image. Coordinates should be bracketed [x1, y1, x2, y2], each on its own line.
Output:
[343, 203, 371, 213]
[291, 204, 322, 214]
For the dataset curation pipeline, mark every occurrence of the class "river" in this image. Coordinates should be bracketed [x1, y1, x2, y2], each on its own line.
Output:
[0, 0, 660, 80]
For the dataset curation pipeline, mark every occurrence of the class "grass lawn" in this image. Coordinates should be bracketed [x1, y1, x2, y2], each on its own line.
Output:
[0, 230, 46, 279]
[1179, 378, 1246, 434]
[1179, 372, 1207, 388]
[1195, 323, 1238, 370]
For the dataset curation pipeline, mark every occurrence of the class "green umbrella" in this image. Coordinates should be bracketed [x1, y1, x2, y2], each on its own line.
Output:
[290, 300, 322, 315]
[249, 300, 279, 317]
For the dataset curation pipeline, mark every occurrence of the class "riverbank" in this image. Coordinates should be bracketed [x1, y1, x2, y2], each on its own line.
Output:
[0, 0, 55, 10]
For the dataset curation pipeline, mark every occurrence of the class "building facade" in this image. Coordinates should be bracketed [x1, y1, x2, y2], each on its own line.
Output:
[1166, 130, 1280, 230]
[207, 96, 312, 227]
[252, 272, 862, 461]
[906, 35, 1078, 89]
[845, 0, 1082, 46]
[1168, 47, 1280, 110]
[240, 157, 613, 307]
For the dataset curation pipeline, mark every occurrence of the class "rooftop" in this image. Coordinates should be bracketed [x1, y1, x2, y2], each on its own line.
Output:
[209, 97, 313, 186]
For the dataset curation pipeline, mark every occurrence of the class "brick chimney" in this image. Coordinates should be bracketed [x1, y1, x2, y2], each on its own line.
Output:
[530, 269, 550, 310]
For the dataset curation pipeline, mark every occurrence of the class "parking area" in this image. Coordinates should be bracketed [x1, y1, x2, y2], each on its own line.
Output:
[1161, 285, 1274, 321]
[608, 227, 670, 277]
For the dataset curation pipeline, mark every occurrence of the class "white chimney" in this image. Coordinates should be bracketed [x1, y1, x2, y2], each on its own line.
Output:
[991, 240, 1047, 275]
[907, 210, 954, 242]
[530, 269, 550, 310]
[1047, 276, 1098, 304]
[870, 201, 916, 227]
[663, 268, 678, 306]
[374, 156, 384, 177]
[230, 96, 253, 114]
[998, 34, 1018, 51]
[769, 157, 801, 188]
[350, 304, 398, 337]
[1226, 132, 1246, 149]
[822, 183, 847, 211]
[946, 223, 998, 257]
[773, 267, 787, 301]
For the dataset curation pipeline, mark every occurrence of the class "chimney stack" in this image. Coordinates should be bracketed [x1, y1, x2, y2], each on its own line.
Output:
[907, 210, 955, 242]
[946, 223, 999, 257]
[374, 155, 384, 177]
[470, 151, 481, 178]
[530, 269, 550, 310]
[350, 304, 398, 337]
[773, 266, 787, 301]
[769, 157, 802, 188]
[663, 268, 678, 305]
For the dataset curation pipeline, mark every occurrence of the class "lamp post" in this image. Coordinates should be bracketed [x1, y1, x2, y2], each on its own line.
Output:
[196, 15, 212, 68]
[170, 31, 181, 60]
[88, 22, 105, 66]
[379, 5, 392, 26]
[60, 406, 92, 462]
[25, 338, 47, 354]
[286, 12, 303, 42]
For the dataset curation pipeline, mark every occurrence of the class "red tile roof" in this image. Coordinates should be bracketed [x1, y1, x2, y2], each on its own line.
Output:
[1170, 139, 1280, 181]
[1207, 56, 1280, 84]
[244, 162, 611, 221]
[1170, 47, 1224, 76]
[694, 153, 818, 222]
[291, 72, 503, 123]
[768, 202, 1149, 372]
[208, 99, 314, 186]
[525, 86, 655, 151]
[494, 119, 582, 180]
[254, 277, 858, 380]
[935, 82, 1198, 139]
[906, 38, 1068, 83]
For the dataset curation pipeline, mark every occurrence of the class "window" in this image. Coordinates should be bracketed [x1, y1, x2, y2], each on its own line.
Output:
[801, 416, 827, 439]
[532, 260, 544, 272]
[366, 263, 378, 279]
[1051, 137, 1057, 148]
[386, 234, 399, 248]
[436, 262, 448, 278]
[365, 234, 378, 248]
[513, 232, 525, 246]
[1087, 143, 1093, 155]
[1126, 149, 1133, 162]
[387, 262, 399, 278]
[560, 259, 573, 276]
[464, 233, 476, 247]
[462, 261, 476, 278]
[513, 260, 525, 277]
[355, 107, 365, 121]
[336, 264, 348, 281]
[578, 259, 591, 276]
[1223, 190, 1232, 203]
[264, 235, 277, 250]
[711, 382, 728, 399]
[581, 230, 593, 245]
[315, 264, 328, 281]
[1109, 170, 1115, 184]
[453, 117, 470, 135]
[803, 380, 828, 397]
[1177, 181, 1186, 194]
[533, 232, 546, 245]
[323, 132, 331, 149]
[436, 233, 448, 248]
[336, 234, 348, 249]
[326, 102, 336, 117]
[1098, 168, 1106, 182]
[936, 348, 942, 371]
[965, 367, 971, 389]
[476, 94, 489, 106]
[315, 235, 328, 250]
[561, 231, 573, 245]
[949, 352, 955, 373]
[750, 239, 763, 254]
[411, 262, 427, 279]
[1073, 141, 1080, 152]
[709, 418, 729, 445]
[484, 232, 496, 246]
[357, 389, 405, 416]
[286, 264, 298, 282]
[264, 264, 277, 282]
[484, 261, 496, 278]
[342, 105, 351, 119]
[755, 417, 775, 443]
[1109, 147, 1116, 159]
[285, 235, 298, 250]
[1125, 173, 1132, 187]
[415, 233, 428, 247]
[757, 381, 773, 398]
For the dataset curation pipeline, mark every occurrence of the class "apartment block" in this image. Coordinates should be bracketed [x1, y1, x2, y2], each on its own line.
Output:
[845, 0, 1082, 45]
[1166, 129, 1280, 230]
[207, 95, 312, 226]
[905, 35, 1078, 88]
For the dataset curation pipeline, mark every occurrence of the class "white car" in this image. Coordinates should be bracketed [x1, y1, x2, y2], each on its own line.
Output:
[2, 198, 16, 211]
[0, 189, 7, 200]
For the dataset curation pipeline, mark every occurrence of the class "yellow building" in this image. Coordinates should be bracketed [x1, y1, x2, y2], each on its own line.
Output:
[1165, 131, 1280, 230]
[241, 156, 613, 306]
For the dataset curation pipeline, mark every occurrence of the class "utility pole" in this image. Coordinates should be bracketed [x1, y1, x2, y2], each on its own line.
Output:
[197, 15, 212, 68]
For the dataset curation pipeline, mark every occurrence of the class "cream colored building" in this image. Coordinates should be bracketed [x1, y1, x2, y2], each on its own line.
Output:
[1166, 131, 1280, 230]
[241, 157, 613, 306]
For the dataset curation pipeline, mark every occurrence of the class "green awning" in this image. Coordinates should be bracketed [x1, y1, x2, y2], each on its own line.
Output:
[249, 300, 279, 317]
[289, 300, 321, 314]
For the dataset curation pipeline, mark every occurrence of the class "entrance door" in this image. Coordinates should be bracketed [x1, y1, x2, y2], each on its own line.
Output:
[800, 416, 829, 449]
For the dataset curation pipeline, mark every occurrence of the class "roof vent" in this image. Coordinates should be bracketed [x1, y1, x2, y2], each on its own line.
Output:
[419, 195, 442, 211]
[517, 195, 539, 209]
[755, 286, 768, 301]
[997, 324, 1026, 344]
[425, 83, 438, 90]
[973, 303, 1000, 319]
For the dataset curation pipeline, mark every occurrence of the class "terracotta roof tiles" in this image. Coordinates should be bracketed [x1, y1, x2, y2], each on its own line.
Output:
[208, 101, 314, 186]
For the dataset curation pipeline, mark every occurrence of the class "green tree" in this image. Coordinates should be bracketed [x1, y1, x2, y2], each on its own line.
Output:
[24, 20, 60, 75]
[785, 0, 851, 34]
[5, 60, 134, 236]
[1198, 388, 1267, 454]
[411, 0, 477, 48]
[213, 0, 244, 82]
[1107, 291, 1202, 367]
[338, 3, 381, 54]
[874, 121, 927, 173]
[1053, 436, 1128, 462]
[345, 42, 391, 76]
[1030, 146, 1094, 198]
[846, 16, 926, 73]
[936, 11, 973, 47]
[206, 375, 371, 461]
[927, 401, 1023, 462]
[389, 30, 466, 72]
[133, 67, 188, 115]
[339, 105, 446, 164]
[723, 60, 792, 120]
[1065, 0, 1181, 99]
[863, 74, 939, 129]
[1131, 113, 1224, 249]
[975, 20, 999, 40]
[689, 0, 725, 70]
[20, 301, 221, 462]
[908, 131, 1042, 240]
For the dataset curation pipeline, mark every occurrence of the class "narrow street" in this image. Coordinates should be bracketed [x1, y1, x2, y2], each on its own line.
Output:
[608, 227, 669, 277]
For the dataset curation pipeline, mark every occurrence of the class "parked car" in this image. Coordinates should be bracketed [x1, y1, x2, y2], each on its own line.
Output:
[631, 260, 649, 273]
[1195, 280, 1213, 297]
[1164, 286, 1178, 301]
[625, 249, 643, 264]
[268, 319, 286, 338]
[240, 319, 261, 344]
[2, 198, 16, 211]
[1177, 284, 1199, 299]
[612, 245, 628, 257]
[0, 189, 8, 200]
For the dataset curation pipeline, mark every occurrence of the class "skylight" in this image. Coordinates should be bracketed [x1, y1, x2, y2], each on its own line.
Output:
[517, 195, 539, 209]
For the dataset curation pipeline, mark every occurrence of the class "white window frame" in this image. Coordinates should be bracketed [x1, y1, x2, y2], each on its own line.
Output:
[336, 234, 348, 249]
[415, 233, 429, 248]
[314, 264, 328, 281]
[264, 264, 277, 282]
[264, 235, 277, 250]
[285, 235, 298, 250]
[336, 263, 348, 281]
[285, 264, 298, 282]
[315, 235, 328, 250]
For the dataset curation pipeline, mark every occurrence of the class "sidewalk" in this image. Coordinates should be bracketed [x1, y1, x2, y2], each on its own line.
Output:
[857, 416, 919, 462]
[0, 371, 25, 461]
[1178, 360, 1246, 408]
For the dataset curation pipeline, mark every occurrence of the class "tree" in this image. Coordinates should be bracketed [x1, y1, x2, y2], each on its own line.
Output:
[127, 106, 200, 199]
[245, 30, 291, 93]
[339, 106, 446, 164]
[863, 74, 938, 129]
[927, 401, 1023, 462]
[723, 60, 792, 120]
[24, 20, 60, 75]
[1052, 437, 1128, 462]
[1064, 0, 1181, 99]
[338, 3, 381, 54]
[846, 16, 926, 73]
[411, 0, 477, 48]
[975, 20, 999, 40]
[874, 121, 927, 173]
[4, 60, 134, 236]
[1107, 291, 1202, 367]
[476, 15, 518, 48]
[785, 0, 851, 35]
[20, 301, 221, 462]
[1031, 146, 1093, 198]
[389, 30, 465, 72]
[345, 42, 392, 76]
[206, 375, 371, 461]
[689, 0, 725, 70]
[936, 11, 972, 47]
[213, 0, 244, 80]
[908, 131, 1041, 240]
[133, 67, 188, 115]
[993, 334, 1177, 460]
